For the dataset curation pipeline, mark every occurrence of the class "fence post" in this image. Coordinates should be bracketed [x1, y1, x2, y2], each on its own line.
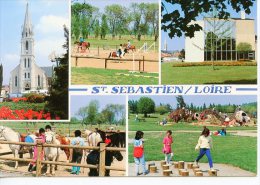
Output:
[105, 59, 107, 69]
[143, 56, 145, 72]
[36, 143, 43, 177]
[76, 57, 78, 67]
[98, 46, 100, 56]
[98, 143, 106, 176]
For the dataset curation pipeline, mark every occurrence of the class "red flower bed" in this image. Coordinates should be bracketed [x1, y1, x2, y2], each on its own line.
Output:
[0, 106, 57, 120]
[11, 97, 28, 102]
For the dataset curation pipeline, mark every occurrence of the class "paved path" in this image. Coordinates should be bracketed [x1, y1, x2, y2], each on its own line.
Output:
[128, 161, 256, 177]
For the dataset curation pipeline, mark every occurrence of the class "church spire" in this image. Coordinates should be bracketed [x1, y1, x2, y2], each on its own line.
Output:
[22, 2, 33, 38]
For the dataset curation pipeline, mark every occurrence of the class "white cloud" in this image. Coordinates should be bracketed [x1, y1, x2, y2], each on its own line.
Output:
[35, 15, 68, 34]
[2, 54, 19, 63]
[34, 38, 66, 66]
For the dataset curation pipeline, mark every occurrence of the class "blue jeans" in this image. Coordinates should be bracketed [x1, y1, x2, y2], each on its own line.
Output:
[196, 148, 213, 168]
[134, 154, 147, 175]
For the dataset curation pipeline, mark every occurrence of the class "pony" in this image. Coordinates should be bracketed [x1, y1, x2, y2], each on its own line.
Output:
[74, 41, 90, 53]
[44, 131, 61, 175]
[123, 44, 136, 52]
[87, 130, 123, 176]
[108, 48, 128, 58]
[0, 126, 34, 169]
[84, 129, 103, 147]
[56, 135, 70, 160]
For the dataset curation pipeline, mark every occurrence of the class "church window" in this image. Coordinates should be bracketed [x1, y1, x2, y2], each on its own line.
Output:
[26, 41, 29, 50]
[38, 75, 40, 86]
[25, 73, 27, 78]
[24, 58, 26, 68]
[15, 76, 18, 87]
[28, 73, 30, 79]
[28, 59, 30, 68]
[26, 32, 27, 37]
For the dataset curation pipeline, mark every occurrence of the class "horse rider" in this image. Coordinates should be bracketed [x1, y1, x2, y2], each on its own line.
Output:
[127, 40, 131, 49]
[118, 44, 123, 58]
[79, 37, 84, 45]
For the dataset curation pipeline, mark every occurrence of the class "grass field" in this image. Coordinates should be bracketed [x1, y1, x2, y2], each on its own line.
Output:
[161, 63, 257, 84]
[71, 67, 159, 85]
[128, 113, 257, 131]
[128, 132, 257, 173]
[1, 122, 126, 135]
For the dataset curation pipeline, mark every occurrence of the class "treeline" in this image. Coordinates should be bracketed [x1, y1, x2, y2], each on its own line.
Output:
[72, 100, 125, 125]
[129, 96, 257, 117]
[71, 2, 159, 41]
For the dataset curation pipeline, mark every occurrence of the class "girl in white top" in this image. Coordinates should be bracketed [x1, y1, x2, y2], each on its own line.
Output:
[194, 127, 214, 169]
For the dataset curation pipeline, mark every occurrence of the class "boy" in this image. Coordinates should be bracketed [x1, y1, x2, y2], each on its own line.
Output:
[70, 130, 86, 175]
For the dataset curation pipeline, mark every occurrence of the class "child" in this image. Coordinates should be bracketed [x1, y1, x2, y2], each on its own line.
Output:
[162, 130, 173, 164]
[70, 130, 86, 175]
[28, 128, 45, 172]
[194, 127, 214, 169]
[133, 131, 148, 176]
[127, 40, 131, 49]
[118, 44, 123, 58]
[45, 125, 52, 133]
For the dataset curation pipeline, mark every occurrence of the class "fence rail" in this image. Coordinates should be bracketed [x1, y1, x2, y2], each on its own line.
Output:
[0, 140, 125, 177]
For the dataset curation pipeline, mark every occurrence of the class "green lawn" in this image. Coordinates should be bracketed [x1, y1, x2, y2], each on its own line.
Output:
[1, 122, 125, 136]
[129, 113, 257, 131]
[0, 102, 45, 112]
[161, 63, 257, 84]
[71, 67, 159, 85]
[128, 132, 257, 173]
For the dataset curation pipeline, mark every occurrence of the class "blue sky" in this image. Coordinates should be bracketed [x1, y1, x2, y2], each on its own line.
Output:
[70, 95, 126, 117]
[0, 0, 69, 85]
[129, 95, 257, 109]
[161, 0, 258, 51]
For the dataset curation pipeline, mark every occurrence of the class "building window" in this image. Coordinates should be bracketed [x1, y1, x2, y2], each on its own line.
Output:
[25, 73, 26, 78]
[38, 75, 40, 86]
[28, 73, 30, 79]
[26, 41, 29, 50]
[15, 76, 18, 87]
[28, 59, 30, 68]
[24, 58, 26, 68]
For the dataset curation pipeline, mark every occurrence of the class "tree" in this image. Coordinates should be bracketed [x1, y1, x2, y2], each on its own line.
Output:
[179, 49, 185, 59]
[237, 42, 252, 51]
[94, 20, 100, 38]
[137, 97, 155, 117]
[162, 0, 255, 38]
[128, 100, 138, 114]
[176, 95, 186, 108]
[100, 14, 109, 39]
[85, 100, 99, 125]
[155, 105, 169, 115]
[45, 25, 69, 119]
[76, 106, 88, 125]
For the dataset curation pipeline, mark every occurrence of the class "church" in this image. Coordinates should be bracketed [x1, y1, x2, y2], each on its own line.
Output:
[9, 3, 53, 95]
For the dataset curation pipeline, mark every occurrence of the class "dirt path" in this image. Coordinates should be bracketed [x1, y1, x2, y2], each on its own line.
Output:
[128, 161, 256, 177]
[0, 142, 125, 177]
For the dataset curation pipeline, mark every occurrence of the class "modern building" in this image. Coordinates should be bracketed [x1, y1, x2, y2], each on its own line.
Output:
[185, 12, 256, 62]
[9, 3, 53, 95]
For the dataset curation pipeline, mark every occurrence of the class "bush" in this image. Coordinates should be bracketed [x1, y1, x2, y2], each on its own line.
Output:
[23, 93, 45, 103]
[172, 61, 257, 67]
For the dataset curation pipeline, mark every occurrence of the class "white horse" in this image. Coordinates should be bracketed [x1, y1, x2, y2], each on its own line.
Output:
[84, 130, 102, 147]
[44, 131, 61, 175]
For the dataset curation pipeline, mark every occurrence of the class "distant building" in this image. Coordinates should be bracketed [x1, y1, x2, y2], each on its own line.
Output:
[9, 3, 53, 95]
[1, 85, 9, 98]
[185, 12, 256, 62]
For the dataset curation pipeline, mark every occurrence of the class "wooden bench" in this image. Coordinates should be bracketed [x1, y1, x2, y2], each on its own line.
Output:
[138, 118, 146, 122]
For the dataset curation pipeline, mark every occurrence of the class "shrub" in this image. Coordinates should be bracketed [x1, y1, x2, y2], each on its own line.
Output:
[172, 61, 257, 67]
[23, 93, 45, 103]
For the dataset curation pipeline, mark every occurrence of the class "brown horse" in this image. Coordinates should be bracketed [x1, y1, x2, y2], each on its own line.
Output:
[108, 48, 128, 58]
[123, 44, 136, 52]
[56, 135, 70, 160]
[74, 41, 90, 53]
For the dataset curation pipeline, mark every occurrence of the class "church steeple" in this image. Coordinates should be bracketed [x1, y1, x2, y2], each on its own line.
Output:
[22, 2, 33, 38]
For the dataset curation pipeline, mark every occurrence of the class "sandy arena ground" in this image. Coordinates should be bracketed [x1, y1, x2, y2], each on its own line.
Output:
[0, 138, 126, 177]
[71, 46, 159, 73]
[128, 161, 256, 177]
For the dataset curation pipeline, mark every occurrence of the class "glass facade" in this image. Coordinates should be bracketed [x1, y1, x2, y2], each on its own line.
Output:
[204, 18, 237, 61]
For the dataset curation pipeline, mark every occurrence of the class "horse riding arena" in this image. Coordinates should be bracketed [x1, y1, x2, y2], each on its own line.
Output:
[71, 44, 159, 73]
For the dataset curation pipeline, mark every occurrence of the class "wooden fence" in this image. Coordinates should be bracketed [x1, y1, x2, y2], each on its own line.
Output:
[0, 140, 125, 177]
[71, 55, 158, 72]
